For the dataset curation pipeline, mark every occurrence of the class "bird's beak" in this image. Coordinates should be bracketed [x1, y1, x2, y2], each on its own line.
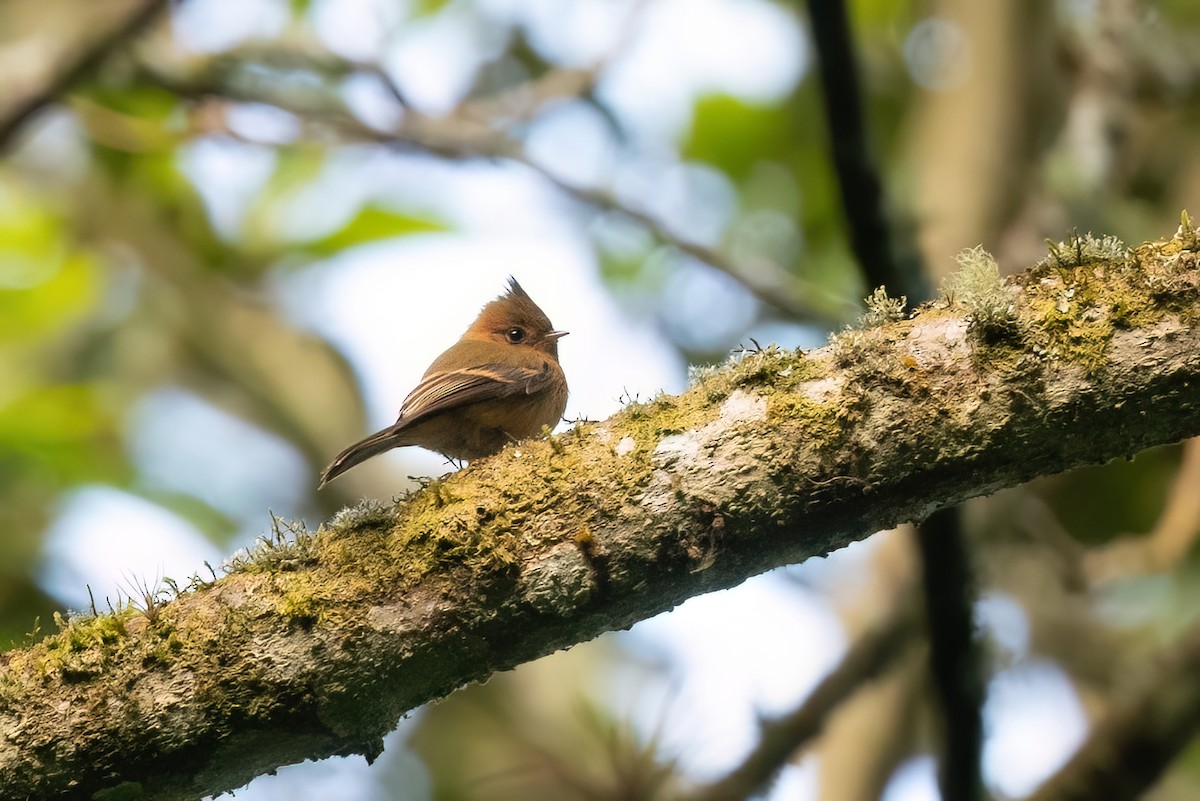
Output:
[546, 330, 569, 341]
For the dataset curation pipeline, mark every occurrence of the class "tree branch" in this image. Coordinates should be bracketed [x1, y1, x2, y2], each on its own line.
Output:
[803, 0, 928, 299]
[130, 62, 852, 323]
[1, 225, 1199, 799]
[0, 0, 168, 152]
[915, 506, 984, 800]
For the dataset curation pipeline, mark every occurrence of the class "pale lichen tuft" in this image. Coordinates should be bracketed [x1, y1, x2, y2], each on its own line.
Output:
[1045, 231, 1130, 269]
[942, 246, 1019, 339]
[859, 286, 907, 328]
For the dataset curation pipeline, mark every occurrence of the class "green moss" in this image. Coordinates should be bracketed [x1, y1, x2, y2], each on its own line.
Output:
[729, 347, 820, 391]
[33, 609, 135, 679]
[228, 515, 321, 575]
[683, 347, 822, 404]
[0, 670, 25, 707]
[55, 611, 129, 652]
[968, 338, 1029, 374]
[1044, 231, 1130, 269]
[276, 589, 321, 627]
[1011, 224, 1200, 372]
[142, 630, 184, 668]
[272, 572, 343, 627]
[766, 394, 840, 442]
[391, 488, 525, 583]
[1021, 239, 1155, 370]
[829, 324, 927, 396]
[1177, 209, 1200, 251]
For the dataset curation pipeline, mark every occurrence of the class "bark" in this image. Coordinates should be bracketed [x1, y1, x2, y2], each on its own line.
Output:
[2, 225, 1200, 799]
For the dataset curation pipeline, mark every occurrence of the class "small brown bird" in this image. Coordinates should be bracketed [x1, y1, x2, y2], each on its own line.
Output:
[318, 278, 568, 488]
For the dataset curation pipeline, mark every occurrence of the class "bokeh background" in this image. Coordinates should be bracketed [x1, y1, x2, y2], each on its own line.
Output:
[3, 0, 1200, 799]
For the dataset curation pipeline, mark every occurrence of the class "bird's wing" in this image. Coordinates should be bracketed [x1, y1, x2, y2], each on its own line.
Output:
[397, 363, 554, 425]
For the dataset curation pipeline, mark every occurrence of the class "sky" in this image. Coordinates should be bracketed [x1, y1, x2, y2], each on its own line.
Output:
[26, 0, 1090, 798]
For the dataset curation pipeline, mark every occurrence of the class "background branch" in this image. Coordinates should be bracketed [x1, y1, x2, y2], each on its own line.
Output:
[1029, 616, 1200, 801]
[802, 0, 927, 299]
[0, 0, 167, 152]
[915, 507, 984, 801]
[129, 59, 851, 323]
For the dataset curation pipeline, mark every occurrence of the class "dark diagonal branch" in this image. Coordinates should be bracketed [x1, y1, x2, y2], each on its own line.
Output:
[915, 506, 984, 801]
[0, 0, 168, 153]
[0, 228, 1198, 799]
[803, 0, 928, 300]
[803, 3, 981, 797]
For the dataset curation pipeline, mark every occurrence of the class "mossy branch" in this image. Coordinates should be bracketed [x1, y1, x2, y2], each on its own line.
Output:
[3, 223, 1200, 799]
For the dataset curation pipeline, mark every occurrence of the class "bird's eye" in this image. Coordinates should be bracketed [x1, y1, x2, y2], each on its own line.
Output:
[506, 327, 526, 343]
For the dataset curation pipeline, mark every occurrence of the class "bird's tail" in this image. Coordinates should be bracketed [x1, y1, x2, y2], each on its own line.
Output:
[318, 426, 409, 488]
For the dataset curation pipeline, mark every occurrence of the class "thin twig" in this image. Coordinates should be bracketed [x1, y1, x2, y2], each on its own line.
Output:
[136, 59, 850, 322]
[685, 608, 918, 801]
[509, 160, 848, 323]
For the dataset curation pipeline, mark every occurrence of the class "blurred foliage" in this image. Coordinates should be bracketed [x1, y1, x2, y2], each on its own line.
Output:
[2, 0, 1200, 798]
[1037, 443, 1183, 547]
[297, 205, 446, 256]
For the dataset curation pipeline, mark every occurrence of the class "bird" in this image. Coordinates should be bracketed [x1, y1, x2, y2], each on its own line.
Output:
[318, 278, 568, 488]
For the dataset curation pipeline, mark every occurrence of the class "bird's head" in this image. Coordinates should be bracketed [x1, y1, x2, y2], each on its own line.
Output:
[468, 277, 568, 358]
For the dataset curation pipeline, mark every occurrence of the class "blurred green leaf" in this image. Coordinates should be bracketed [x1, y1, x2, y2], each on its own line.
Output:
[299, 205, 446, 256]
[1038, 443, 1182, 546]
[0, 384, 125, 485]
[685, 90, 842, 233]
[1158, 0, 1200, 26]
[0, 252, 101, 341]
[243, 146, 327, 248]
[597, 246, 652, 286]
[851, 0, 918, 29]
[135, 151, 232, 263]
[0, 578, 59, 651]
[80, 83, 180, 123]
[92, 144, 237, 270]
[0, 197, 63, 263]
[263, 146, 326, 197]
[684, 94, 799, 181]
[685, 90, 858, 294]
[413, 0, 451, 16]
